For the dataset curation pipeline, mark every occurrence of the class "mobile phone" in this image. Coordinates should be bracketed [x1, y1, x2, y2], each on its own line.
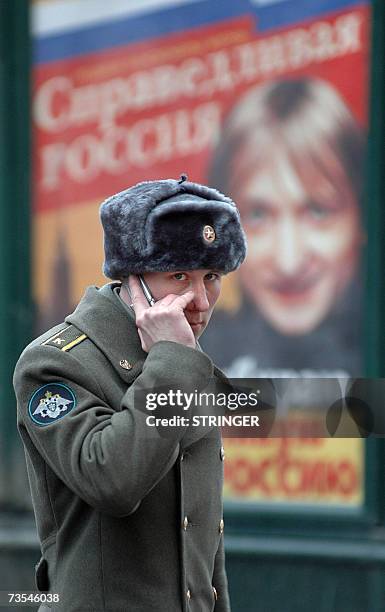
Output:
[125, 275, 156, 308]
[138, 275, 156, 307]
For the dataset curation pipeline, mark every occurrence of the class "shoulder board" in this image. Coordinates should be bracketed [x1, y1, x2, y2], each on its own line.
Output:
[41, 324, 88, 352]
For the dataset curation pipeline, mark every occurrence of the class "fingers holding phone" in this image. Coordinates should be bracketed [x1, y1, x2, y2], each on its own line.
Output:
[128, 275, 196, 352]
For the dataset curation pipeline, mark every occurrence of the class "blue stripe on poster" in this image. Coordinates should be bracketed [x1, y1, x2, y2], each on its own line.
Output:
[34, 0, 366, 64]
[255, 0, 365, 31]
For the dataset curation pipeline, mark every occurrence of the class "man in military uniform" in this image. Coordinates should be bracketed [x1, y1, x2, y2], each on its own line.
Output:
[13, 176, 246, 611]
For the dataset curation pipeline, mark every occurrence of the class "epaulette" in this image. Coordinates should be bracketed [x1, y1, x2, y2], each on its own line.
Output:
[41, 324, 88, 352]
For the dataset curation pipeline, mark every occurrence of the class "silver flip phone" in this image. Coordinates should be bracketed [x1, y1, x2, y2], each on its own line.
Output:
[125, 275, 156, 308]
[138, 275, 156, 307]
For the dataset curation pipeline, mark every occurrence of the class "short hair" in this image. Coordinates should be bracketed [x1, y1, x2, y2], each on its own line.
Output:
[209, 77, 365, 203]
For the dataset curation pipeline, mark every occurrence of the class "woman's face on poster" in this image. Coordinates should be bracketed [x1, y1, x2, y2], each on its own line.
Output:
[234, 148, 362, 335]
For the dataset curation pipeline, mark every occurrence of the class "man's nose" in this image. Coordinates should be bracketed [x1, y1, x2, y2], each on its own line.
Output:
[274, 218, 304, 275]
[188, 281, 210, 311]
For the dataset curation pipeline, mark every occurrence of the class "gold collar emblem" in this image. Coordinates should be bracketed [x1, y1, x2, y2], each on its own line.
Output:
[203, 225, 215, 243]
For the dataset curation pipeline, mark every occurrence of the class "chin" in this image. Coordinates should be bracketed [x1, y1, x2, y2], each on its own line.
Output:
[266, 312, 325, 336]
[190, 323, 206, 338]
[258, 292, 333, 336]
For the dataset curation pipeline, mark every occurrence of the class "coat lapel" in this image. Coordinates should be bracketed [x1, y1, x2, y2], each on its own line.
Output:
[65, 285, 147, 384]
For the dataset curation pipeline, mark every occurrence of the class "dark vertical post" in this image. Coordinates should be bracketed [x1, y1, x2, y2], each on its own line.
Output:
[364, 0, 385, 377]
[364, 0, 385, 528]
[0, 0, 33, 503]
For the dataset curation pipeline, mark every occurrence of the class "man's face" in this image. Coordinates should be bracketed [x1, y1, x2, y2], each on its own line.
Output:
[143, 269, 222, 338]
[234, 151, 362, 335]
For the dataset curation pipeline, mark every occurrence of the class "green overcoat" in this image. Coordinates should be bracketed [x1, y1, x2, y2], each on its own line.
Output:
[13, 283, 231, 612]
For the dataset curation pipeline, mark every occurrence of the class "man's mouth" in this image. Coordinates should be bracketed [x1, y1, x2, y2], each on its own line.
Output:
[188, 320, 204, 328]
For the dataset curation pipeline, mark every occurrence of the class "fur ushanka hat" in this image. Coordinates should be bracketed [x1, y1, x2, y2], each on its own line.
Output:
[100, 175, 247, 279]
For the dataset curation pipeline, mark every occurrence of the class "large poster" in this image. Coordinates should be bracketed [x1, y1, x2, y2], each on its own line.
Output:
[32, 0, 369, 506]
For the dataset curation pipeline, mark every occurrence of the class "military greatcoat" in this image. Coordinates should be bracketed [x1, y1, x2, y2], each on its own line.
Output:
[13, 283, 230, 612]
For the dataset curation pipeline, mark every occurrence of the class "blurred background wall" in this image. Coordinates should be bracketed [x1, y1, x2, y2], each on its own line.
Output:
[1, 1, 385, 610]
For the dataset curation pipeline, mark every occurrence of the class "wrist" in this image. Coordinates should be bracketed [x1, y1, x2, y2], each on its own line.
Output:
[147, 340, 213, 379]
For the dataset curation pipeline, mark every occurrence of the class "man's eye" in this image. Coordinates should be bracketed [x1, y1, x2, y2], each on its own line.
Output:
[173, 273, 187, 281]
[205, 273, 220, 281]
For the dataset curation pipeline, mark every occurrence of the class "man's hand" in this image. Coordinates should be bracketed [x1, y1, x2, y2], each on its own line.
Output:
[128, 276, 196, 352]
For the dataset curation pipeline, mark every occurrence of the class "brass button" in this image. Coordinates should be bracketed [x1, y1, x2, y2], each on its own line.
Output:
[212, 586, 218, 601]
[220, 446, 225, 461]
[120, 359, 132, 370]
[219, 519, 224, 534]
[186, 589, 191, 600]
[183, 516, 189, 530]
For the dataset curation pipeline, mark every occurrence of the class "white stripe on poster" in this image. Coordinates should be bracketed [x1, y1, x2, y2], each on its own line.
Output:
[32, 0, 205, 36]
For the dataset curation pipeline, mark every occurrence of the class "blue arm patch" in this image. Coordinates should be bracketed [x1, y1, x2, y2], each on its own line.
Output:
[28, 383, 76, 426]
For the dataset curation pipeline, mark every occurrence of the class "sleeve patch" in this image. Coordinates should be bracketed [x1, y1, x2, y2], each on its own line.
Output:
[28, 383, 76, 426]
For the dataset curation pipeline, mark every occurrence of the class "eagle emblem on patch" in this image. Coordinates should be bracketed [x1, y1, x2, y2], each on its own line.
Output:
[28, 383, 76, 426]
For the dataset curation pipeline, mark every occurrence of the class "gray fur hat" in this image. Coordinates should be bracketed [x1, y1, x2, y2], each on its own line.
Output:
[100, 175, 247, 279]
